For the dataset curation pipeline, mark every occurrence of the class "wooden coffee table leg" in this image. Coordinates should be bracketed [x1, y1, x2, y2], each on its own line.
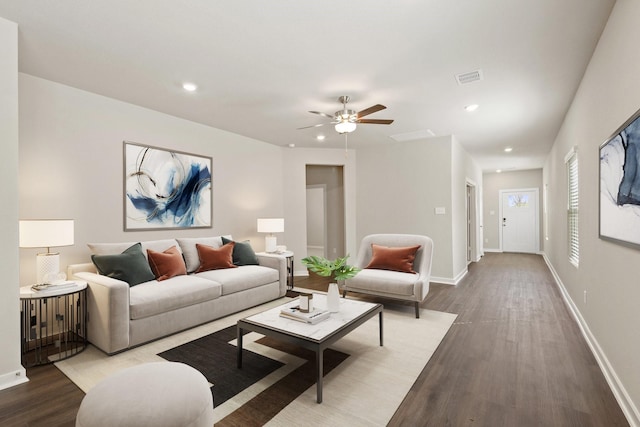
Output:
[316, 348, 323, 403]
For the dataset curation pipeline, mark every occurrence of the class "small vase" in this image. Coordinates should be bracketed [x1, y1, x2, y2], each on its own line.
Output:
[327, 282, 340, 312]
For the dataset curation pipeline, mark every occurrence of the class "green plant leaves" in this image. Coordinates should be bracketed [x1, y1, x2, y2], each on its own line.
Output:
[301, 254, 360, 281]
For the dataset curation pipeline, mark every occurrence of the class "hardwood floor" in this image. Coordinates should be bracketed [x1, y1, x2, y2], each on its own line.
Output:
[0, 253, 628, 426]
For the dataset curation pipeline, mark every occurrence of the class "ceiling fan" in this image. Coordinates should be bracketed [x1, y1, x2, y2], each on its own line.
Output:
[298, 95, 394, 134]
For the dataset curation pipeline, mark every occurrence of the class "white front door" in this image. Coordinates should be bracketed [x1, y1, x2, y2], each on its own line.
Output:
[500, 189, 539, 253]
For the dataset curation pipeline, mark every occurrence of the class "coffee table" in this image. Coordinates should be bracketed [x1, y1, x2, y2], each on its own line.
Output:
[237, 294, 383, 403]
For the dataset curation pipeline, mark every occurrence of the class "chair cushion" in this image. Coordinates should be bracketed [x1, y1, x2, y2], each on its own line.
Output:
[365, 244, 421, 273]
[347, 268, 419, 297]
[147, 246, 187, 281]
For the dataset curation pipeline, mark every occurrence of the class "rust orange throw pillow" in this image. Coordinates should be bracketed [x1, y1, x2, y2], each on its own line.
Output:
[365, 244, 421, 273]
[196, 242, 237, 272]
[147, 246, 187, 281]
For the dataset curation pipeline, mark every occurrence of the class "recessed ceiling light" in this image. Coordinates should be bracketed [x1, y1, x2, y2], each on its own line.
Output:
[288, 143, 295, 148]
[182, 82, 197, 92]
[316, 135, 325, 141]
[504, 147, 513, 152]
[496, 169, 502, 173]
[465, 104, 479, 112]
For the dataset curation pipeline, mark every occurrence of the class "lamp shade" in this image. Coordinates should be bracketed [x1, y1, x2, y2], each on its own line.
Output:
[257, 218, 284, 234]
[19, 219, 75, 249]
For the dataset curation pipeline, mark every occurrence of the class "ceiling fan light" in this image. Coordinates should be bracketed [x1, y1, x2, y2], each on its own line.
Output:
[335, 121, 357, 134]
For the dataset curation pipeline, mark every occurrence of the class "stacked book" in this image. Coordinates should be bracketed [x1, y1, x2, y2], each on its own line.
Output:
[280, 306, 330, 324]
[31, 281, 78, 292]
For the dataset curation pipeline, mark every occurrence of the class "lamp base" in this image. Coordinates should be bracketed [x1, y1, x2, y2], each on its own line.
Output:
[36, 252, 60, 284]
[265, 236, 277, 253]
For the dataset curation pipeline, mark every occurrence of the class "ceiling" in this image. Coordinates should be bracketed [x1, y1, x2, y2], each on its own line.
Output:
[0, 0, 615, 172]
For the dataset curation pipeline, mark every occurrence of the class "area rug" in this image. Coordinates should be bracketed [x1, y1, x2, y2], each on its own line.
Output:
[55, 294, 457, 426]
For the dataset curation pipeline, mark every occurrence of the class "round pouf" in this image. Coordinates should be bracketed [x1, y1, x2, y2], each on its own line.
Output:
[76, 362, 213, 427]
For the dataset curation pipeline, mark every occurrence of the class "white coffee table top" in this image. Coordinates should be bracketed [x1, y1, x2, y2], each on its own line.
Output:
[243, 293, 380, 341]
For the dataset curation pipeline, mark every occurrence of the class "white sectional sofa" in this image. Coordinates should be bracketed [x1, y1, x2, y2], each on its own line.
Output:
[68, 236, 287, 354]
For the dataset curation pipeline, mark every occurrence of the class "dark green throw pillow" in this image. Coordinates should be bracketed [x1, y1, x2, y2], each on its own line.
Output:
[91, 243, 155, 286]
[221, 236, 259, 266]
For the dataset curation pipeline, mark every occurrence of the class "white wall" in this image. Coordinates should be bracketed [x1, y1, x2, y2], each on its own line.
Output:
[483, 169, 543, 251]
[355, 136, 481, 283]
[18, 74, 285, 285]
[0, 17, 28, 390]
[282, 148, 357, 276]
[452, 136, 483, 278]
[544, 0, 640, 423]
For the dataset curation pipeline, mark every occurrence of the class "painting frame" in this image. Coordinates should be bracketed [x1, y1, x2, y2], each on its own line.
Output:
[123, 141, 212, 231]
[599, 108, 640, 249]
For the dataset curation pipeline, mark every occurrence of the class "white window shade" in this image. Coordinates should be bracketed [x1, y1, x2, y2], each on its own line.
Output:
[566, 149, 579, 267]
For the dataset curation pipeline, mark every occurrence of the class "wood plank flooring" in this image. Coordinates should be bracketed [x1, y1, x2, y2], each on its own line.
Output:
[0, 253, 628, 426]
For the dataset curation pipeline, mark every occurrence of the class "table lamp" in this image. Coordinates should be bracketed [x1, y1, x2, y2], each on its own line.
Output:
[257, 218, 284, 253]
[19, 219, 75, 284]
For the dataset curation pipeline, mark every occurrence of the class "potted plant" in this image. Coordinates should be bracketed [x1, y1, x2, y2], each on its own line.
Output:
[300, 254, 360, 281]
[300, 254, 360, 312]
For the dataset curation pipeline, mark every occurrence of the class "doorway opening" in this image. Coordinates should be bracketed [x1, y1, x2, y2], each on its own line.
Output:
[466, 180, 479, 263]
[305, 165, 346, 260]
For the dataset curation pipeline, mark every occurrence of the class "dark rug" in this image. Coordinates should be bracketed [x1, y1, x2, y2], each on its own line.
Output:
[158, 325, 349, 426]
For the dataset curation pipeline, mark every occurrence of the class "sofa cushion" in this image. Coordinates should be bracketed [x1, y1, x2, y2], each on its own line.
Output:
[88, 239, 181, 260]
[91, 243, 156, 286]
[365, 244, 421, 273]
[221, 236, 259, 266]
[346, 268, 418, 296]
[147, 246, 187, 281]
[176, 236, 231, 273]
[129, 275, 222, 320]
[194, 265, 279, 295]
[196, 243, 237, 272]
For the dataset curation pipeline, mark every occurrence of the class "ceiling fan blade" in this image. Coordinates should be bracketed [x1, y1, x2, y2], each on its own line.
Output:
[357, 118, 394, 125]
[357, 104, 386, 118]
[309, 110, 335, 120]
[297, 122, 330, 130]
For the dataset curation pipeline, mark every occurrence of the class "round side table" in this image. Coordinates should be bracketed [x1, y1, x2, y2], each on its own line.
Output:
[19, 281, 88, 367]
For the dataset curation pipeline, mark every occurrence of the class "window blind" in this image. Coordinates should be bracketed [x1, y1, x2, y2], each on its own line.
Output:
[567, 149, 579, 267]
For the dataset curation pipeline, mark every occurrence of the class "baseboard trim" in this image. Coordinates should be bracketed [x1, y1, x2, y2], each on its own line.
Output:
[542, 253, 640, 427]
[0, 368, 28, 391]
[483, 248, 502, 253]
[431, 267, 467, 286]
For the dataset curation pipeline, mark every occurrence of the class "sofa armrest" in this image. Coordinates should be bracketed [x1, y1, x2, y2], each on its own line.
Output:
[68, 266, 130, 354]
[256, 254, 288, 296]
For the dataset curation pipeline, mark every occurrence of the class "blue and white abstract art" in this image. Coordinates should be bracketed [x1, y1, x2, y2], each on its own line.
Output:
[600, 112, 640, 248]
[124, 142, 212, 230]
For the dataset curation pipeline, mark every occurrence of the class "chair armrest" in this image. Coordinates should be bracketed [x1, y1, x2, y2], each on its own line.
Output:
[69, 269, 130, 354]
[256, 254, 288, 296]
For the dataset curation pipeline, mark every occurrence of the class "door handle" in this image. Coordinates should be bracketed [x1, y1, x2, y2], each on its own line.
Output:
[503, 218, 507, 227]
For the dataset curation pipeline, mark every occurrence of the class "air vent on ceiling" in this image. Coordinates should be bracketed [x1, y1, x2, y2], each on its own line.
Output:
[455, 69, 483, 85]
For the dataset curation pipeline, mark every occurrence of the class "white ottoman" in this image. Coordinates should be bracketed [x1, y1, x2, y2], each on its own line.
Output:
[76, 362, 213, 427]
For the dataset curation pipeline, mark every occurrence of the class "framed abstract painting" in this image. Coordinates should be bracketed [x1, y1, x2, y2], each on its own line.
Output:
[599, 109, 640, 249]
[124, 141, 212, 231]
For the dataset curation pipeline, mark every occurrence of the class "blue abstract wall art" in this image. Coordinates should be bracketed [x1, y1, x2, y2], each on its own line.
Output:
[124, 142, 212, 230]
[600, 111, 640, 248]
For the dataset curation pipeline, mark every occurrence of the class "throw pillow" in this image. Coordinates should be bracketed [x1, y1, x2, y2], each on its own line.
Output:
[195, 242, 237, 272]
[147, 246, 187, 281]
[365, 244, 421, 273]
[221, 236, 259, 266]
[91, 243, 156, 286]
